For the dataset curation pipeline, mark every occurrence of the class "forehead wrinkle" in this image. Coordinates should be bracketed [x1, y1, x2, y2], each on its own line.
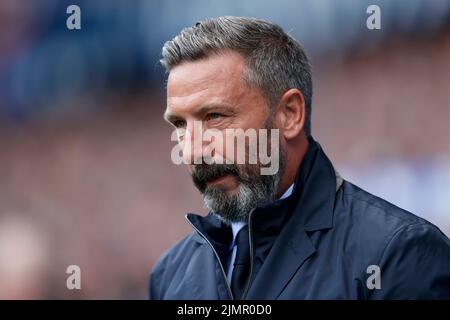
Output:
[165, 51, 252, 121]
[167, 51, 246, 95]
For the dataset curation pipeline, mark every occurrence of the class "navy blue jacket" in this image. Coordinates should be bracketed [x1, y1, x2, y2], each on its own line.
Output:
[149, 138, 450, 299]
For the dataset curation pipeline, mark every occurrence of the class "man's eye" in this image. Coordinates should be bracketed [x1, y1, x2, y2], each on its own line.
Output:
[173, 120, 186, 128]
[205, 113, 222, 121]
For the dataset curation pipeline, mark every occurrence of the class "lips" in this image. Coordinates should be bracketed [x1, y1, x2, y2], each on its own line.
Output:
[207, 174, 232, 185]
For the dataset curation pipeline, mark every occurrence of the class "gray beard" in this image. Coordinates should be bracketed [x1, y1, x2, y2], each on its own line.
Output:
[202, 149, 286, 224]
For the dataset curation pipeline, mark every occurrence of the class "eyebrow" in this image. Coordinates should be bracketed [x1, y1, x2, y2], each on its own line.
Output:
[163, 102, 236, 124]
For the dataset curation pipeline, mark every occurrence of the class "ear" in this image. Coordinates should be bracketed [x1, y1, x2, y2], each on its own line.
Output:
[276, 89, 306, 140]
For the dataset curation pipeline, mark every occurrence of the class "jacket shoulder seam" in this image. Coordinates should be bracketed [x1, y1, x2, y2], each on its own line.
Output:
[342, 190, 420, 224]
[377, 222, 432, 266]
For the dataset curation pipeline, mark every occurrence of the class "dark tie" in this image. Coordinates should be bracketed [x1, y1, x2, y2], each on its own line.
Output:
[231, 225, 250, 300]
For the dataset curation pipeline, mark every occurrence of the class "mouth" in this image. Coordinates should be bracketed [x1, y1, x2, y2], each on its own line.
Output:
[206, 174, 234, 186]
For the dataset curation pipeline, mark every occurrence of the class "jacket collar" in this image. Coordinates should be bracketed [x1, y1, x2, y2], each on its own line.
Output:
[245, 137, 339, 299]
[186, 136, 337, 242]
[289, 136, 337, 231]
[186, 137, 340, 299]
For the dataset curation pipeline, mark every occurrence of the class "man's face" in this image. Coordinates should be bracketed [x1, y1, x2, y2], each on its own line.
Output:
[165, 51, 285, 223]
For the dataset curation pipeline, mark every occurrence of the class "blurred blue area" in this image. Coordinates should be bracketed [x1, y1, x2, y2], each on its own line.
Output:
[1, 0, 449, 120]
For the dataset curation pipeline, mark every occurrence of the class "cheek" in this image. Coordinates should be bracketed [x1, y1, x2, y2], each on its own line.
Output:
[239, 111, 266, 129]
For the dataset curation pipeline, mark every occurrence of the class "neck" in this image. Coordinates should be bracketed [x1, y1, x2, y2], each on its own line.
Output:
[276, 134, 309, 198]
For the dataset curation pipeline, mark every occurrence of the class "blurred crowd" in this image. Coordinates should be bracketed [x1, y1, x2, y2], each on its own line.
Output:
[0, 1, 449, 299]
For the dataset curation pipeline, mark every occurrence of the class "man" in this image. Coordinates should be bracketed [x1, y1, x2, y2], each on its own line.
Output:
[149, 16, 450, 299]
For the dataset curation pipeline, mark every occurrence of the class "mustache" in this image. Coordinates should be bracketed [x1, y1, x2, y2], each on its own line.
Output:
[191, 163, 241, 193]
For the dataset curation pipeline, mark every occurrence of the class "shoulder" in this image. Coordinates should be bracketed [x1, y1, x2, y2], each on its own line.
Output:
[336, 180, 449, 251]
[336, 180, 441, 244]
[340, 180, 429, 225]
[336, 181, 450, 298]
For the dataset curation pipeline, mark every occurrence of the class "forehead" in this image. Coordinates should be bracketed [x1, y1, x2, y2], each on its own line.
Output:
[166, 51, 248, 113]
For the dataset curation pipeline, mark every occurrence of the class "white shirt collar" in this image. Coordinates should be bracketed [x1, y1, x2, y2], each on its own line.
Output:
[279, 183, 294, 200]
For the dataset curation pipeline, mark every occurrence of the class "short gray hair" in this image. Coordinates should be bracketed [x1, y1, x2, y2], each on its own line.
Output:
[161, 16, 313, 136]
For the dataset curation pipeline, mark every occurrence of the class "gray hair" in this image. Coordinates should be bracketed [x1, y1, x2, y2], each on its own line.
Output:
[160, 16, 313, 136]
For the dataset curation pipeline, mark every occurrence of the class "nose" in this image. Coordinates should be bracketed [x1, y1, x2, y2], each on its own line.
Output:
[181, 120, 204, 165]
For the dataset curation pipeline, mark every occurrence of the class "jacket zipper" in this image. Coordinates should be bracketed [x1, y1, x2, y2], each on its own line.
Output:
[185, 215, 234, 300]
[241, 209, 255, 300]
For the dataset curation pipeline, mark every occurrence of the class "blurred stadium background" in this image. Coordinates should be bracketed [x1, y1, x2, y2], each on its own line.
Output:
[0, 0, 449, 299]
